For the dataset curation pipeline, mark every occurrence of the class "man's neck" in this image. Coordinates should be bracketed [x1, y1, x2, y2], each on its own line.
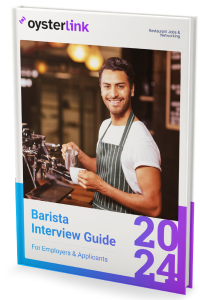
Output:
[110, 107, 132, 126]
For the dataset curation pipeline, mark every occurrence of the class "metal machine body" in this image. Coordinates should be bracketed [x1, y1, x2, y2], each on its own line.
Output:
[22, 124, 72, 200]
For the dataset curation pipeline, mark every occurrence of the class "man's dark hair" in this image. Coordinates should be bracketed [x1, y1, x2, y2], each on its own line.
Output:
[99, 57, 135, 88]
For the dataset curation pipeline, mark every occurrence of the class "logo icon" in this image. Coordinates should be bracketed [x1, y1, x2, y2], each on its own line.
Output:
[19, 16, 26, 24]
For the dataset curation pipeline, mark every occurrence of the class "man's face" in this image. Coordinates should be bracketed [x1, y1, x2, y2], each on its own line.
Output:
[100, 70, 134, 116]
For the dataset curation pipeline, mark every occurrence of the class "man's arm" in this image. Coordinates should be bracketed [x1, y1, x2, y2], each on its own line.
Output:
[78, 166, 162, 217]
[78, 151, 96, 173]
[62, 142, 96, 173]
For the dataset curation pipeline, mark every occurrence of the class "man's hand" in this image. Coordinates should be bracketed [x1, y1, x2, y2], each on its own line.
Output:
[78, 170, 105, 192]
[61, 142, 80, 161]
[61, 142, 96, 172]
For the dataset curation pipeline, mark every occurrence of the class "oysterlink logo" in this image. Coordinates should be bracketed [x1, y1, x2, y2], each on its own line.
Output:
[28, 19, 89, 32]
[19, 16, 26, 24]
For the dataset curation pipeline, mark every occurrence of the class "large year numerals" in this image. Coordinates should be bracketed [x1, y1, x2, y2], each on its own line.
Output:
[134, 216, 178, 282]
[157, 254, 178, 283]
[135, 217, 154, 248]
[134, 249, 154, 280]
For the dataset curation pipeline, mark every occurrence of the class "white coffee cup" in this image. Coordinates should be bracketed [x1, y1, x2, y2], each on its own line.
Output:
[70, 167, 86, 184]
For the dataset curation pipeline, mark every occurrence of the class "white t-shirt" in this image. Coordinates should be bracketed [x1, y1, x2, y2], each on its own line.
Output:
[97, 119, 161, 194]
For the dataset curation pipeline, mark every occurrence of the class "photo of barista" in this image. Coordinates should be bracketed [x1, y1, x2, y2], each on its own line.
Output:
[20, 41, 180, 221]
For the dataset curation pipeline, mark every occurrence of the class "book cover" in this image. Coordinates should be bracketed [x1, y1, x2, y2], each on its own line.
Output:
[13, 6, 196, 294]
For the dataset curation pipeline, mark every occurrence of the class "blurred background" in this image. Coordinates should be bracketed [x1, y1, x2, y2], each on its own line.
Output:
[20, 41, 180, 221]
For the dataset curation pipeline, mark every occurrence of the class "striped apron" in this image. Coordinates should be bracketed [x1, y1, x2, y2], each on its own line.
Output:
[92, 111, 135, 214]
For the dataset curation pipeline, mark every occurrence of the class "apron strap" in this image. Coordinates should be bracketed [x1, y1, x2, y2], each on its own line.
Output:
[100, 111, 135, 144]
[119, 110, 135, 149]
[112, 111, 135, 182]
[100, 121, 112, 141]
[100, 111, 135, 187]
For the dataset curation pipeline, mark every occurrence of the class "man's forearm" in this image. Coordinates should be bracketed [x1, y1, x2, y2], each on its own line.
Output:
[99, 181, 161, 217]
[78, 150, 96, 173]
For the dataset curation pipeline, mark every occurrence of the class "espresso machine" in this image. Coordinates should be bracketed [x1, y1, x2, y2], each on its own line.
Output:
[22, 123, 74, 202]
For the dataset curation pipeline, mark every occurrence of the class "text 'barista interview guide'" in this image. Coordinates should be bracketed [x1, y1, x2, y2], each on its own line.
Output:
[30, 208, 117, 262]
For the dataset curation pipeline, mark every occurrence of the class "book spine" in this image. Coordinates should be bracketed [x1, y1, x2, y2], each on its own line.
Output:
[10, 7, 23, 183]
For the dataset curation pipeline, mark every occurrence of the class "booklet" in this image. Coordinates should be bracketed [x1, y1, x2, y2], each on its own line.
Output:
[13, 6, 196, 294]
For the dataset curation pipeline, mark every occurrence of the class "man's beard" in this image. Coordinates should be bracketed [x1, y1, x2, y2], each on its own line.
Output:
[103, 93, 131, 116]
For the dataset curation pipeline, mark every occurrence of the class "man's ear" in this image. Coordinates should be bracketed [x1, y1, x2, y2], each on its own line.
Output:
[131, 84, 134, 97]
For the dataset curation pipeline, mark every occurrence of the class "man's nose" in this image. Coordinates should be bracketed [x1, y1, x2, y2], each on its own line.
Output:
[109, 86, 119, 98]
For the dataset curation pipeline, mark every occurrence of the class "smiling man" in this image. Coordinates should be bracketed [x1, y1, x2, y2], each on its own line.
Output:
[62, 57, 162, 217]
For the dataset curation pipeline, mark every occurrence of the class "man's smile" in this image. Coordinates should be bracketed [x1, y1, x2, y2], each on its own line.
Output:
[108, 99, 123, 106]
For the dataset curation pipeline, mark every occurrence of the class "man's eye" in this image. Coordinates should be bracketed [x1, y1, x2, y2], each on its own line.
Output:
[104, 85, 109, 88]
[118, 85, 124, 88]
